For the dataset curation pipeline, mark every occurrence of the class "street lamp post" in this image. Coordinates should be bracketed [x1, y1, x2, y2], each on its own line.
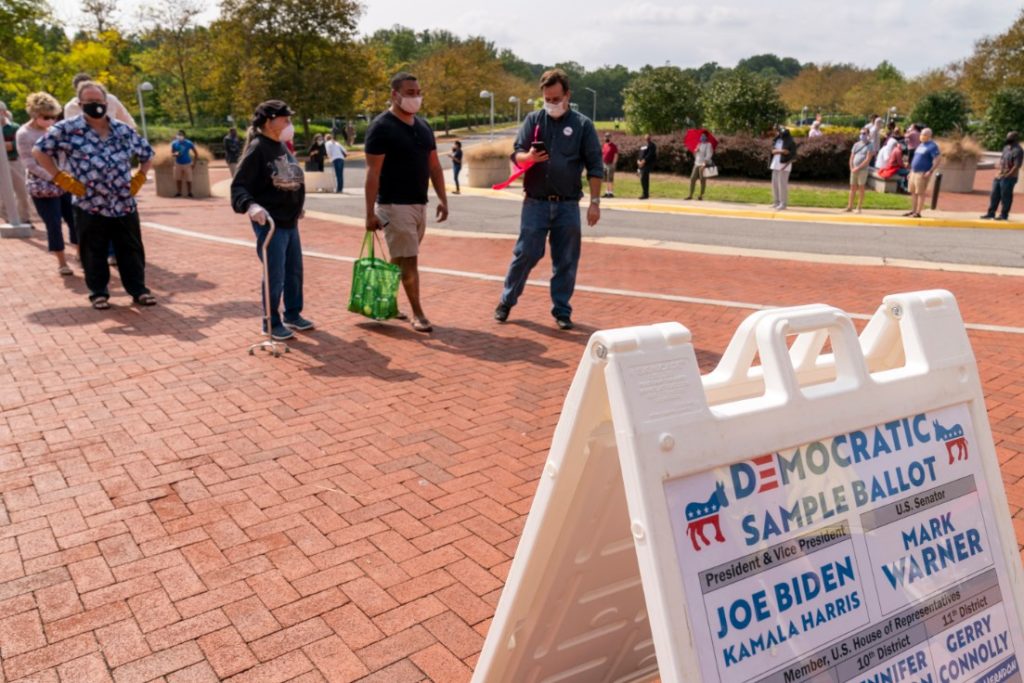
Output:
[526, 98, 535, 111]
[136, 81, 153, 141]
[801, 105, 808, 125]
[888, 105, 898, 126]
[479, 90, 494, 138]
[584, 87, 597, 122]
[509, 96, 520, 123]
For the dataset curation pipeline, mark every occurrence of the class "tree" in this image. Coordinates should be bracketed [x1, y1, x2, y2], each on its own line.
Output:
[217, 0, 364, 135]
[909, 89, 970, 135]
[702, 69, 787, 135]
[778, 63, 869, 115]
[736, 54, 802, 81]
[842, 61, 910, 118]
[622, 66, 702, 134]
[80, 0, 119, 34]
[136, 0, 206, 126]
[981, 87, 1024, 149]
[959, 9, 1024, 112]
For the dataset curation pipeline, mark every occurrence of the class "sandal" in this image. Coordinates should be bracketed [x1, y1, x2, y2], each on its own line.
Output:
[411, 317, 433, 333]
[134, 293, 157, 306]
[395, 311, 409, 321]
[59, 265, 73, 276]
[91, 296, 110, 310]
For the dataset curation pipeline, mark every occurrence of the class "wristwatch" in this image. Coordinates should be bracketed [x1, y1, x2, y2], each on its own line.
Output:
[590, 197, 601, 206]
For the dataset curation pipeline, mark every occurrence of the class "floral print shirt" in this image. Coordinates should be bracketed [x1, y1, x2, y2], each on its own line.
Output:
[34, 115, 153, 217]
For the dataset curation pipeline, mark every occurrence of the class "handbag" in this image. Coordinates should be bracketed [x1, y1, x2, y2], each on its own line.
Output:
[702, 164, 719, 178]
[347, 231, 401, 320]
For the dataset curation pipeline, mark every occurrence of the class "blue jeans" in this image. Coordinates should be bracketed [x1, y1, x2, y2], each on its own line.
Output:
[500, 198, 582, 319]
[453, 163, 461, 192]
[32, 193, 76, 252]
[986, 177, 1017, 218]
[252, 222, 304, 327]
[332, 158, 344, 192]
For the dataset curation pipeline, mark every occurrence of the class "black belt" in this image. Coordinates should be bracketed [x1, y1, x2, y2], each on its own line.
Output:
[527, 194, 579, 202]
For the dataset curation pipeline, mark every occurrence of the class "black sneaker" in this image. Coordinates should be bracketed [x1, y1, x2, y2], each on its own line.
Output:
[555, 316, 574, 330]
[980, 214, 994, 220]
[995, 216, 1008, 221]
[174, 193, 181, 197]
[283, 316, 315, 331]
[494, 303, 510, 322]
[187, 192, 194, 198]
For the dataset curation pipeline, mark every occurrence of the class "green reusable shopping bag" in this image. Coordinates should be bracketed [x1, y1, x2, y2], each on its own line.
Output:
[348, 231, 401, 320]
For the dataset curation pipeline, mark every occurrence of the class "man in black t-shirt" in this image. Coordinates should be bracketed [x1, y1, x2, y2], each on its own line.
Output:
[364, 72, 449, 333]
[982, 131, 1023, 221]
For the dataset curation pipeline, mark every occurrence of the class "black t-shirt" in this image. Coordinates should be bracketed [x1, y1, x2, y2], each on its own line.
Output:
[364, 110, 437, 204]
[230, 134, 305, 228]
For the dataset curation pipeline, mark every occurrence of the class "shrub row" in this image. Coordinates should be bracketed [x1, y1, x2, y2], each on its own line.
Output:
[609, 131, 858, 180]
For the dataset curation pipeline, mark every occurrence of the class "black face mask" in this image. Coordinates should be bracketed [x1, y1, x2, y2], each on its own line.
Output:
[82, 102, 107, 119]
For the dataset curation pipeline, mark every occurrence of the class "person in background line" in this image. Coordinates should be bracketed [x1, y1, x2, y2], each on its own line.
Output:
[364, 72, 449, 333]
[34, 81, 155, 309]
[0, 101, 34, 227]
[637, 133, 656, 199]
[875, 134, 898, 170]
[494, 68, 602, 331]
[324, 134, 347, 193]
[231, 99, 314, 341]
[16, 92, 76, 273]
[171, 129, 197, 197]
[223, 127, 242, 177]
[808, 120, 823, 138]
[844, 127, 874, 213]
[63, 73, 136, 128]
[906, 123, 921, 167]
[981, 131, 1022, 221]
[601, 133, 618, 198]
[685, 132, 713, 201]
[878, 137, 910, 194]
[447, 140, 463, 194]
[905, 127, 940, 219]
[345, 119, 356, 147]
[867, 115, 882, 163]
[306, 134, 325, 172]
[770, 124, 797, 210]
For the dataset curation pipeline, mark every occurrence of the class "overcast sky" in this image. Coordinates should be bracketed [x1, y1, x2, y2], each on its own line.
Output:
[49, 0, 1014, 76]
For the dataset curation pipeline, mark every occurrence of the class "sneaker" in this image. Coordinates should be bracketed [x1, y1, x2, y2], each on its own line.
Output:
[174, 193, 181, 198]
[494, 303, 510, 323]
[995, 216, 1008, 221]
[283, 316, 315, 331]
[262, 323, 294, 341]
[555, 317, 574, 330]
[187, 193, 194, 198]
[980, 214, 995, 220]
[607, 192, 614, 198]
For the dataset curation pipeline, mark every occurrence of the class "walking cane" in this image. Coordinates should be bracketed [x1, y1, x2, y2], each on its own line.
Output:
[247, 215, 289, 358]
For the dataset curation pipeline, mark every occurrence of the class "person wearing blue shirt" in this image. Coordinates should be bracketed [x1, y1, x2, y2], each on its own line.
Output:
[494, 68, 603, 331]
[170, 129, 197, 198]
[905, 128, 940, 218]
[33, 81, 155, 309]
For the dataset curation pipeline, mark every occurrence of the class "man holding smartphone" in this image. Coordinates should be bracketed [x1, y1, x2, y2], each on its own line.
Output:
[364, 72, 449, 333]
[494, 68, 603, 331]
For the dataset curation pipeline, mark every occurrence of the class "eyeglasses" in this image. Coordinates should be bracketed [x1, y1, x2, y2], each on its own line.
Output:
[40, 115, 57, 121]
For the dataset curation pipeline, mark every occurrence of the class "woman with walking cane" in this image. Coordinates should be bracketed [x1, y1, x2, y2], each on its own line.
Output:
[231, 99, 314, 342]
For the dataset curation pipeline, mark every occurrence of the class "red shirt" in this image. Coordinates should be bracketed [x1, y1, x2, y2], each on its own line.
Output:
[602, 141, 618, 164]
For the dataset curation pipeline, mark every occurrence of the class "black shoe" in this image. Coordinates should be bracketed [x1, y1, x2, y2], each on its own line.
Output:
[187, 192, 194, 198]
[174, 193, 181, 198]
[995, 216, 1008, 221]
[494, 303, 510, 322]
[638, 196, 648, 200]
[555, 317, 573, 330]
[980, 214, 994, 220]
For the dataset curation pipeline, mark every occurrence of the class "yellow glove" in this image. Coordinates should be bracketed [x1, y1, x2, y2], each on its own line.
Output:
[52, 171, 86, 197]
[130, 171, 146, 196]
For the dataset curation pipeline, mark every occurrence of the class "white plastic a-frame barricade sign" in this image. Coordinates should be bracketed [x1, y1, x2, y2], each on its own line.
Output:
[473, 289, 1024, 683]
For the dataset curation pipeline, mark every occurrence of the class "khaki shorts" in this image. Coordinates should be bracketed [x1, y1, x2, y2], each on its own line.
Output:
[377, 204, 426, 258]
[173, 164, 194, 182]
[850, 167, 870, 186]
[603, 163, 615, 183]
[909, 171, 930, 194]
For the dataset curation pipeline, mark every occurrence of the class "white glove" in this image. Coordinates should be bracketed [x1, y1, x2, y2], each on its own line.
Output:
[247, 203, 268, 225]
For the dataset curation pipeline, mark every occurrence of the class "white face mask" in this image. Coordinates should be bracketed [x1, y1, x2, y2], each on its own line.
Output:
[543, 100, 566, 117]
[400, 96, 423, 114]
[278, 123, 295, 143]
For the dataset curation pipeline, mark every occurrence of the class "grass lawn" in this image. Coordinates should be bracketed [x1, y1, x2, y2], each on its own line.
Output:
[609, 174, 912, 210]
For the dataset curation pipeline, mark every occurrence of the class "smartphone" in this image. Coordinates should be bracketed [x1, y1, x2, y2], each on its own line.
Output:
[531, 141, 547, 154]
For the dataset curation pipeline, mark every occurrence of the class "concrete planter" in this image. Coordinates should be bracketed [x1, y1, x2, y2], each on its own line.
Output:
[466, 157, 511, 188]
[155, 160, 211, 198]
[939, 158, 978, 193]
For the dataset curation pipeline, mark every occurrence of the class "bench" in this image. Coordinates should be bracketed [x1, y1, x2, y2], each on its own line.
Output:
[866, 170, 899, 193]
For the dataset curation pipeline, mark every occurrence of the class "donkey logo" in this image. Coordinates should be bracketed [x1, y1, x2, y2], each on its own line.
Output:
[685, 481, 729, 551]
[934, 420, 968, 464]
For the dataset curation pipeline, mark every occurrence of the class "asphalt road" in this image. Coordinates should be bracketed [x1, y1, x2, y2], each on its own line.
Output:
[309, 142, 1024, 270]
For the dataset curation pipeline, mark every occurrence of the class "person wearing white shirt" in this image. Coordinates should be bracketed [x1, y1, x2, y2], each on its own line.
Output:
[686, 133, 714, 200]
[324, 134, 347, 193]
[63, 73, 137, 129]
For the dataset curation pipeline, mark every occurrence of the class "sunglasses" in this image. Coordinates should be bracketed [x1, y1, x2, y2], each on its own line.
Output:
[40, 115, 57, 121]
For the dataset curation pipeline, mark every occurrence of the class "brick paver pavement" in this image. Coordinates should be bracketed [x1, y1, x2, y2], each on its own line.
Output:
[1, 178, 1022, 682]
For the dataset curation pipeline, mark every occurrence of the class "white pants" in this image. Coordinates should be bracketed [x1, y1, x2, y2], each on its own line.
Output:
[0, 159, 33, 224]
[771, 167, 791, 208]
